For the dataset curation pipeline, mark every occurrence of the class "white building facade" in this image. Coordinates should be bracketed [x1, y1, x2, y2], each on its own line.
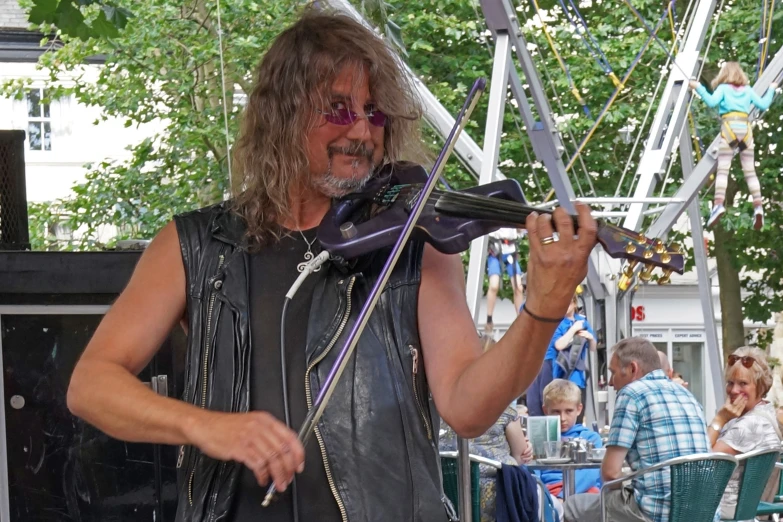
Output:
[1, 0, 159, 205]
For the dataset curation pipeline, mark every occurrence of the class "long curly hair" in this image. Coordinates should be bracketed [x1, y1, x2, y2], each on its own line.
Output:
[232, 8, 424, 246]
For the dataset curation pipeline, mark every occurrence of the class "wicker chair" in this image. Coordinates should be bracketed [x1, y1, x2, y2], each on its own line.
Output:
[600, 452, 738, 522]
[721, 447, 781, 521]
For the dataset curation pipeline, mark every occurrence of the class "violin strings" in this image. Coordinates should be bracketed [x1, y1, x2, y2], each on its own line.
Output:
[389, 185, 680, 257]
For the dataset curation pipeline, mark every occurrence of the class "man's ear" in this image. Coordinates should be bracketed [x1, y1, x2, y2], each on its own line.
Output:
[630, 361, 640, 378]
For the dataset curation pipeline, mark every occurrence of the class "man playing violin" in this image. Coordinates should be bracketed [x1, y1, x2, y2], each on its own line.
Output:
[66, 8, 597, 522]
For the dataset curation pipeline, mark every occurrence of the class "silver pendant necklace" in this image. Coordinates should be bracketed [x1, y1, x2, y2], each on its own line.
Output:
[297, 230, 320, 273]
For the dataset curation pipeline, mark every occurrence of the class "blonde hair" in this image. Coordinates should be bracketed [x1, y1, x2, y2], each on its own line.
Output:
[232, 8, 424, 246]
[712, 62, 750, 89]
[543, 379, 582, 407]
[725, 346, 773, 398]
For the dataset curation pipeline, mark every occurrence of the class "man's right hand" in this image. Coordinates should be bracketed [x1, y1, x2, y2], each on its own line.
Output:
[186, 411, 305, 491]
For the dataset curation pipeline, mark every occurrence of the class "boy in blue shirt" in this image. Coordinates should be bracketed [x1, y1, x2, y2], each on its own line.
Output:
[537, 379, 602, 500]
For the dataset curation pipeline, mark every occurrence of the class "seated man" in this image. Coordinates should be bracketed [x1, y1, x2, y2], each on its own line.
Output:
[538, 379, 602, 499]
[564, 338, 710, 522]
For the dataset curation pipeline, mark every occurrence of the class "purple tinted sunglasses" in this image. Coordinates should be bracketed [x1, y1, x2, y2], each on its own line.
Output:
[317, 106, 387, 127]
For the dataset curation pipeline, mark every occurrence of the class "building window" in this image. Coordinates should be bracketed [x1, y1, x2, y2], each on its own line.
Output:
[27, 88, 52, 151]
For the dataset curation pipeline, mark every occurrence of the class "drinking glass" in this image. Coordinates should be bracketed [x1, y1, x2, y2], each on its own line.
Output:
[544, 441, 562, 459]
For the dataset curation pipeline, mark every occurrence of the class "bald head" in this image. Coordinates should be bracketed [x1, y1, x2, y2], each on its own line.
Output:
[658, 351, 673, 378]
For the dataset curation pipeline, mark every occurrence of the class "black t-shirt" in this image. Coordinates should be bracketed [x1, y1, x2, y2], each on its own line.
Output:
[231, 229, 343, 522]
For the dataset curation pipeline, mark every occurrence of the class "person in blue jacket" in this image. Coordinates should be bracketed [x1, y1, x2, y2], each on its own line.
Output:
[537, 379, 602, 502]
[689, 62, 778, 230]
[525, 294, 595, 418]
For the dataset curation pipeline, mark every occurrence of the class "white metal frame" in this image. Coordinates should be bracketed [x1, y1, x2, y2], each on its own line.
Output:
[303, 2, 783, 521]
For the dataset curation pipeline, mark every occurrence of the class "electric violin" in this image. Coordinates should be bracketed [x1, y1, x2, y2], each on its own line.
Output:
[265, 76, 682, 507]
[319, 170, 685, 288]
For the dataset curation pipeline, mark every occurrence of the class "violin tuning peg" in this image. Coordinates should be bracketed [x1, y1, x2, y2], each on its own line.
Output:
[622, 260, 638, 278]
[658, 269, 673, 285]
[639, 264, 654, 282]
[618, 260, 639, 291]
[643, 247, 654, 259]
[669, 242, 683, 254]
[653, 239, 665, 254]
[625, 243, 637, 254]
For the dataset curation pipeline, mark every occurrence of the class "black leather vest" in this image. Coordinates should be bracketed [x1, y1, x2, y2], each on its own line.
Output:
[172, 177, 449, 521]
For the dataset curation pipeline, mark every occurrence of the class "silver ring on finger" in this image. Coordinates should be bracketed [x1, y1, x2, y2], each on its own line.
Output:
[540, 236, 556, 246]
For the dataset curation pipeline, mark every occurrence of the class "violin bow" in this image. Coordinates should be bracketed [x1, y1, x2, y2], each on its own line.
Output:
[262, 77, 487, 506]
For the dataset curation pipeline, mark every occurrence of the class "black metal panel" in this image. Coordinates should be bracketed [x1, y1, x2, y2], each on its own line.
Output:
[0, 252, 186, 521]
[0, 252, 141, 295]
[0, 130, 29, 250]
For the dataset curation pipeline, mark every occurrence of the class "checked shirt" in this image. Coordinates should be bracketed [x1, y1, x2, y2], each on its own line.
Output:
[607, 369, 710, 522]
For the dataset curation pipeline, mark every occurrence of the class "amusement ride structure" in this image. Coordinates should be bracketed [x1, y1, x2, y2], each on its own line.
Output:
[322, 0, 783, 519]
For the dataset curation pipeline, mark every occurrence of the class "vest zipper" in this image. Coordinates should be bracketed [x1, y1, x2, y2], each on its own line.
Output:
[409, 346, 433, 440]
[186, 253, 225, 506]
[207, 461, 226, 522]
[304, 276, 355, 522]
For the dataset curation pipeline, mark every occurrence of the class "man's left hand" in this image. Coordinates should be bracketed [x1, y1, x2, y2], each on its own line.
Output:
[524, 203, 598, 319]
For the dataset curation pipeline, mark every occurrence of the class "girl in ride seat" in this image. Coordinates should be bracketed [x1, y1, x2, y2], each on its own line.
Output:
[689, 62, 777, 230]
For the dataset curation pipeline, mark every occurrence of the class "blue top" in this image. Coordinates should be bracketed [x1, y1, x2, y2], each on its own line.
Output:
[694, 83, 775, 115]
[545, 315, 594, 391]
[608, 369, 710, 522]
[535, 424, 603, 497]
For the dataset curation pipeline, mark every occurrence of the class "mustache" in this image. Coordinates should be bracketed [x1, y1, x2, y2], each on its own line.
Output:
[327, 141, 374, 160]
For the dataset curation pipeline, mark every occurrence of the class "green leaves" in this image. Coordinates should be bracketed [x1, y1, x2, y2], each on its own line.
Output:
[13, 0, 783, 327]
[26, 0, 132, 40]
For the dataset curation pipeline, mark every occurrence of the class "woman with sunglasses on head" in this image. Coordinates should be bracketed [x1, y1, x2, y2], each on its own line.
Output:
[708, 347, 782, 520]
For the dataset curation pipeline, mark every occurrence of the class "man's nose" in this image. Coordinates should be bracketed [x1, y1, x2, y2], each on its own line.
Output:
[345, 113, 372, 142]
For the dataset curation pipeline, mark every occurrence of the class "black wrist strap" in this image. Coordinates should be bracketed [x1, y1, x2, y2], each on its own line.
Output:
[522, 303, 563, 324]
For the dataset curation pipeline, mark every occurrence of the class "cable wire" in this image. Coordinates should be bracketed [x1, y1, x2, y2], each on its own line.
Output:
[468, 0, 548, 200]
[614, 0, 695, 198]
[529, 0, 593, 119]
[215, 0, 233, 181]
[557, 0, 619, 86]
[279, 297, 299, 522]
[516, 0, 597, 198]
[563, 2, 673, 177]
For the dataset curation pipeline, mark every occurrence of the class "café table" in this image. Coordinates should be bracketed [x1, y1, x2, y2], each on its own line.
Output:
[525, 460, 603, 501]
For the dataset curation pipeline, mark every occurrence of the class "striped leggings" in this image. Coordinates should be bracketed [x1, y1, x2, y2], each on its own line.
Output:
[715, 121, 762, 207]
